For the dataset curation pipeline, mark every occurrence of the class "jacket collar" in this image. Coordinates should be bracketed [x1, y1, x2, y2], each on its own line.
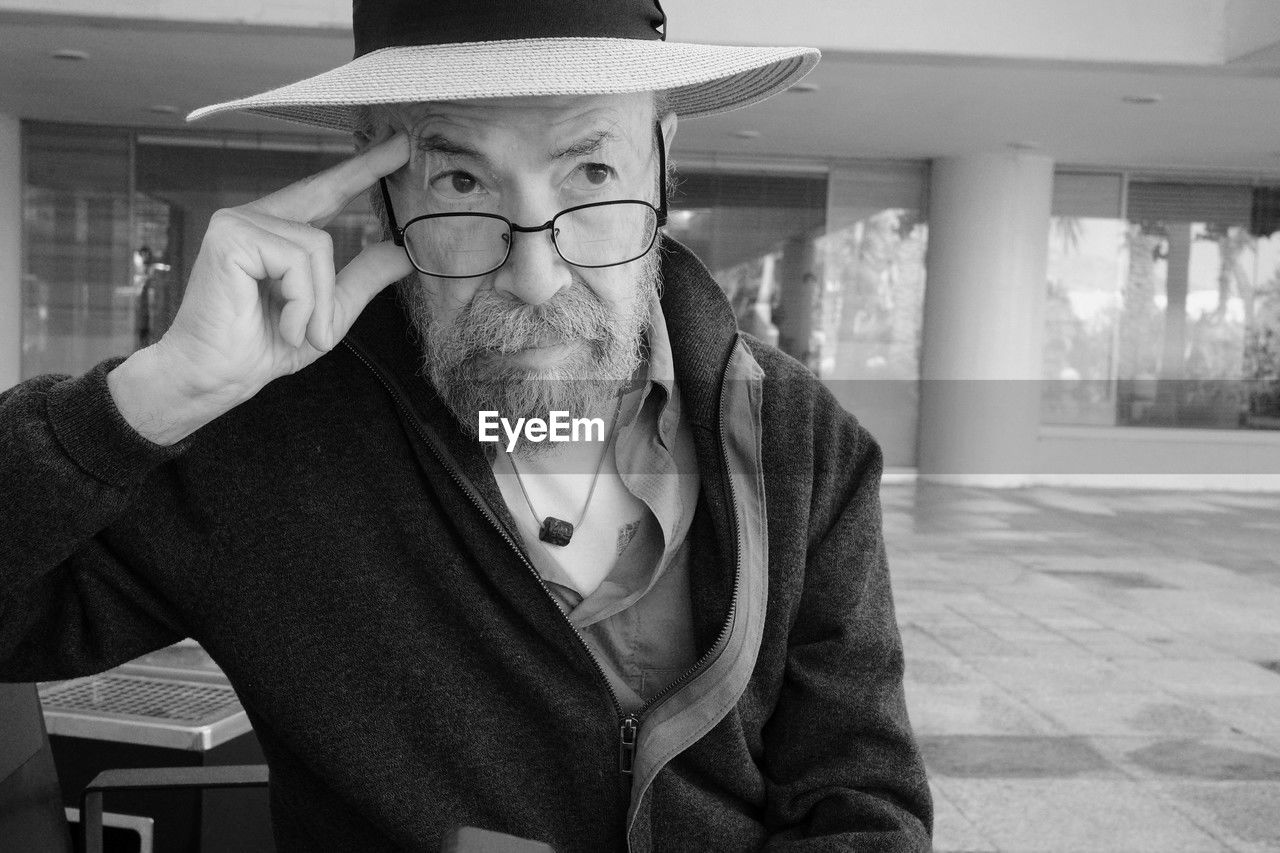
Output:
[655, 238, 740, 430]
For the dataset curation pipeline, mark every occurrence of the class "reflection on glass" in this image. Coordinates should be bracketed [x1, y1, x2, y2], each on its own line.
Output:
[1041, 216, 1128, 425]
[21, 124, 133, 379]
[1043, 191, 1280, 429]
[664, 171, 827, 365]
[665, 166, 928, 467]
[813, 209, 927, 382]
[810, 164, 929, 468]
[20, 124, 381, 381]
[132, 141, 377, 348]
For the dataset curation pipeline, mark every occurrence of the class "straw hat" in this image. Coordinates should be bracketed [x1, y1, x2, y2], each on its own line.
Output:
[187, 0, 820, 131]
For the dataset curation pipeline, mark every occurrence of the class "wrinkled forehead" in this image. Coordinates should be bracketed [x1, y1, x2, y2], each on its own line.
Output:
[373, 92, 658, 151]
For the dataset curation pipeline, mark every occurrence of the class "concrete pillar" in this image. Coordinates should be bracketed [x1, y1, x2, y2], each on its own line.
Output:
[776, 233, 818, 361]
[917, 152, 1054, 483]
[0, 115, 20, 392]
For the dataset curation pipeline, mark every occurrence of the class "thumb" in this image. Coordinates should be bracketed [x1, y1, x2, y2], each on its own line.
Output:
[331, 241, 416, 338]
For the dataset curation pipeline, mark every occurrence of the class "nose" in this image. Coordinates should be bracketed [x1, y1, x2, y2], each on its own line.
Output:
[492, 210, 574, 308]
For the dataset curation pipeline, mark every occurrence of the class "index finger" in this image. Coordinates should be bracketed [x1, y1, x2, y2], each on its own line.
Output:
[248, 132, 409, 225]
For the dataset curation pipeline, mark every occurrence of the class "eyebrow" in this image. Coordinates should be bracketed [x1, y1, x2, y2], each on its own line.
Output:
[551, 128, 622, 160]
[414, 127, 623, 166]
[415, 133, 491, 168]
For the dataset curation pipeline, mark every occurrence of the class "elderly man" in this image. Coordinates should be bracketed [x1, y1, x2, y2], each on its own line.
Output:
[0, 1, 932, 850]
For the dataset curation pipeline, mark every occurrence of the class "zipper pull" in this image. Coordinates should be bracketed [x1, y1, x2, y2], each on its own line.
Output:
[618, 714, 640, 775]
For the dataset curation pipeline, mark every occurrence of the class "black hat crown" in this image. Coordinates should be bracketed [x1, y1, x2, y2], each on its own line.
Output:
[353, 0, 667, 58]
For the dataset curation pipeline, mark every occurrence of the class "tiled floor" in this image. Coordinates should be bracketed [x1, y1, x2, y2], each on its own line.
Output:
[886, 484, 1280, 853]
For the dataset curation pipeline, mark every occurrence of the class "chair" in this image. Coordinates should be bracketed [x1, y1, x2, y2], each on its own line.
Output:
[0, 682, 268, 853]
[80, 764, 268, 853]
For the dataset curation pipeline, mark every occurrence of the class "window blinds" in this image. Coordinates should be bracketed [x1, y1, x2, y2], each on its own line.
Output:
[1125, 181, 1253, 225]
[1051, 172, 1123, 218]
[1052, 172, 1278, 230]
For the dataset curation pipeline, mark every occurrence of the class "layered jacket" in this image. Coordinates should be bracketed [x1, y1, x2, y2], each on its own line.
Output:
[0, 238, 932, 851]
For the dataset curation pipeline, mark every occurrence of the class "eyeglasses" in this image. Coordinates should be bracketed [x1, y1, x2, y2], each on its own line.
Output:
[380, 126, 668, 279]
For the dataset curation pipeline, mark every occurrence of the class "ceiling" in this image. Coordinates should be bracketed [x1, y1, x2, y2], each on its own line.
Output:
[2, 14, 1279, 177]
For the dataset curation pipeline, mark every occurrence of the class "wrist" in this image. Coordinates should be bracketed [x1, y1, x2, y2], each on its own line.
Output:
[107, 342, 242, 446]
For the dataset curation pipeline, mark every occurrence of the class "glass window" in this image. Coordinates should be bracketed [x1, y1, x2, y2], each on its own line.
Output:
[664, 162, 929, 467]
[1042, 172, 1127, 425]
[658, 162, 930, 466]
[20, 123, 378, 380]
[131, 137, 375, 349]
[1044, 173, 1280, 430]
[664, 168, 828, 363]
[22, 123, 133, 378]
[815, 163, 929, 467]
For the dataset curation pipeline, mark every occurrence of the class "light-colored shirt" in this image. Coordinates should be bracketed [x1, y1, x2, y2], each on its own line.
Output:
[491, 298, 700, 713]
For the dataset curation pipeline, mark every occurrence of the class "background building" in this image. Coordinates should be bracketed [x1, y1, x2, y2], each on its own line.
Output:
[3, 0, 1280, 487]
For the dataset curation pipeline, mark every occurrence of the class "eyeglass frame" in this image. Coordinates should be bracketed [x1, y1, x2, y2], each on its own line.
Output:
[379, 124, 669, 279]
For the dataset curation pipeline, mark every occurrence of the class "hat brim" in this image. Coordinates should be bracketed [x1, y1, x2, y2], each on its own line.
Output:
[186, 38, 820, 131]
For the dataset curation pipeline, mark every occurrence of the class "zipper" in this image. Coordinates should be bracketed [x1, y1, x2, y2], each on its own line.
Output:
[618, 713, 640, 774]
[621, 358, 746, 730]
[619, 344, 747, 853]
[341, 337, 745, 796]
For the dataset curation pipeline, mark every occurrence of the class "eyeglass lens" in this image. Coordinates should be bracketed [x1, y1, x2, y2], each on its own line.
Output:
[403, 202, 659, 278]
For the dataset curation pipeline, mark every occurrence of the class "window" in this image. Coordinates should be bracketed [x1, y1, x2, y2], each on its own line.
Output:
[665, 161, 928, 467]
[816, 163, 929, 466]
[1044, 172, 1280, 430]
[664, 167, 828, 364]
[20, 123, 375, 380]
[22, 124, 133, 378]
[130, 137, 376, 350]
[816, 163, 928, 383]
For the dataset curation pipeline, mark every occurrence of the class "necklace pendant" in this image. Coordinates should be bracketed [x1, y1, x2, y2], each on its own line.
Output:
[538, 517, 574, 547]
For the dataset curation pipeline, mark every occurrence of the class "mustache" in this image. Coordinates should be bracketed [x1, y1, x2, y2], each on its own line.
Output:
[449, 281, 614, 354]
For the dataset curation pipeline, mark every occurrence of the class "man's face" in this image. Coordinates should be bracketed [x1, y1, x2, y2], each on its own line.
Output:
[374, 92, 675, 449]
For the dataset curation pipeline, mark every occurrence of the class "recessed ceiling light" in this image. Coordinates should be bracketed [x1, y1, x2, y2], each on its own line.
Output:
[1122, 94, 1163, 105]
[733, 130, 761, 140]
[50, 48, 90, 61]
[1007, 140, 1042, 151]
[787, 83, 819, 94]
[147, 105, 179, 115]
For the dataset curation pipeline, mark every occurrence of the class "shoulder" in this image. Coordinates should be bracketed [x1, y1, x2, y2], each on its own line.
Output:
[737, 333, 884, 540]
[737, 333, 879, 460]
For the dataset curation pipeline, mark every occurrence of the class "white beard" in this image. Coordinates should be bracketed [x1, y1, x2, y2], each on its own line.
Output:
[396, 248, 659, 456]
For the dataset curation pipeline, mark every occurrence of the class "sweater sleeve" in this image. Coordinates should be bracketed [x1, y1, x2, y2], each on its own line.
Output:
[761, 417, 933, 851]
[0, 357, 191, 681]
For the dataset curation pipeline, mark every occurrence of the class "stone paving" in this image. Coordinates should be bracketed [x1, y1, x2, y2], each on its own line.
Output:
[885, 484, 1280, 853]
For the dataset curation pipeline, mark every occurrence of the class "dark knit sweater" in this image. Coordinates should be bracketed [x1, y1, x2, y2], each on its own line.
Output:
[0, 239, 932, 851]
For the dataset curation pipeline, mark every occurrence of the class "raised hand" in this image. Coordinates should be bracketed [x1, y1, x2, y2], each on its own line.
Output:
[107, 134, 414, 445]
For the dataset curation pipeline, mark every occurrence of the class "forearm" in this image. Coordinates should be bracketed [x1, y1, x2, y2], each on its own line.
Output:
[0, 360, 190, 677]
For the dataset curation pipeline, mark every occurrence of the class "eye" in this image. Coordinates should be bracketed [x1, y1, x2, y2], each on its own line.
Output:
[431, 170, 484, 198]
[572, 163, 616, 188]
